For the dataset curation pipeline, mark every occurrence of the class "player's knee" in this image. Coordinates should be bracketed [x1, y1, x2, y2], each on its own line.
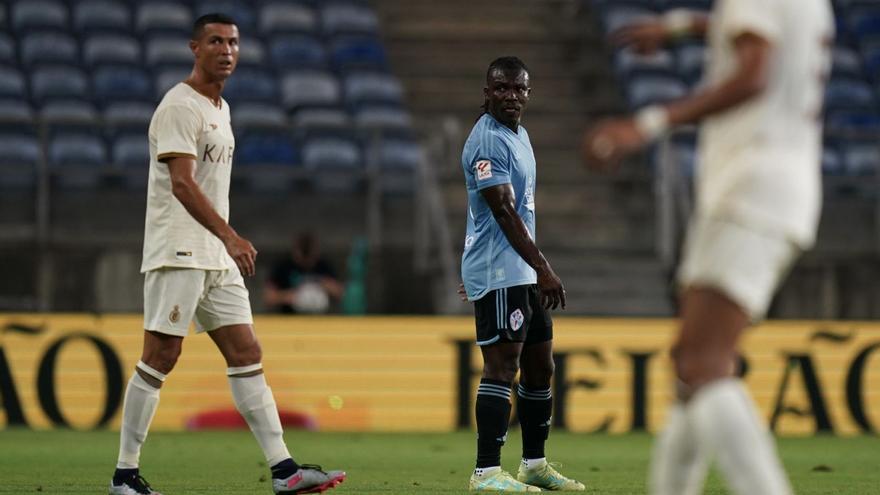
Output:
[227, 340, 262, 367]
[144, 345, 181, 374]
[483, 360, 519, 383]
[674, 347, 727, 388]
[521, 361, 554, 388]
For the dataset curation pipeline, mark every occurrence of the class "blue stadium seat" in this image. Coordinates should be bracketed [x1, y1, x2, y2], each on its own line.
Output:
[861, 43, 880, 81]
[849, 8, 880, 40]
[72, 0, 131, 33]
[135, 2, 192, 36]
[354, 104, 412, 133]
[0, 99, 34, 123]
[614, 48, 675, 79]
[20, 31, 78, 67]
[831, 45, 864, 77]
[49, 131, 107, 167]
[0, 132, 40, 166]
[237, 131, 299, 165]
[238, 39, 267, 67]
[842, 142, 880, 175]
[627, 75, 687, 108]
[40, 99, 99, 126]
[154, 66, 192, 98]
[269, 34, 327, 69]
[280, 71, 342, 110]
[111, 133, 149, 167]
[0, 33, 16, 65]
[232, 102, 289, 128]
[103, 100, 154, 130]
[675, 43, 706, 85]
[320, 2, 379, 36]
[825, 76, 876, 109]
[343, 72, 404, 106]
[329, 36, 387, 72]
[259, 2, 318, 36]
[30, 65, 89, 103]
[0, 66, 27, 99]
[826, 110, 880, 132]
[92, 64, 153, 102]
[302, 134, 363, 191]
[11, 0, 68, 33]
[223, 67, 278, 102]
[83, 33, 141, 67]
[601, 6, 657, 34]
[195, 0, 256, 32]
[145, 36, 193, 67]
[372, 137, 423, 194]
[822, 144, 844, 175]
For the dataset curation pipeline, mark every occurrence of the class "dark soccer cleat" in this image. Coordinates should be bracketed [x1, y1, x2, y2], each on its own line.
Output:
[272, 464, 346, 494]
[108, 473, 162, 495]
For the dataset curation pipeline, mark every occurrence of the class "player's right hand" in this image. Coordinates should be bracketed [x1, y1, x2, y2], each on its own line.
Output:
[610, 21, 667, 54]
[537, 266, 566, 310]
[225, 235, 257, 277]
[457, 283, 468, 302]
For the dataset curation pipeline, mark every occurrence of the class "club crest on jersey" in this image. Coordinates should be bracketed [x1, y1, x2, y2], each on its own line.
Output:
[169, 305, 181, 324]
[509, 308, 524, 331]
[476, 160, 492, 181]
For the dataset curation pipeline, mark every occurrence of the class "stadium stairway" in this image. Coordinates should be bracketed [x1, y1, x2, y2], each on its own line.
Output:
[373, 0, 674, 315]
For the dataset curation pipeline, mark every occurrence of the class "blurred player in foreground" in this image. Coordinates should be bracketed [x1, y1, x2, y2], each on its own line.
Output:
[109, 14, 344, 495]
[460, 56, 584, 492]
[583, 1, 833, 494]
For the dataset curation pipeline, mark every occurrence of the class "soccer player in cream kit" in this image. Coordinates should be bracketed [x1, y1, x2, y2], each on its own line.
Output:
[109, 14, 344, 495]
[584, 0, 833, 494]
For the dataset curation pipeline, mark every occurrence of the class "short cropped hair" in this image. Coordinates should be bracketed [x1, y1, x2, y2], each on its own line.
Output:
[192, 13, 237, 40]
[485, 56, 530, 83]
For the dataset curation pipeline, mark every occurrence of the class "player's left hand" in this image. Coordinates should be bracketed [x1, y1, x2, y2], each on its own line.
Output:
[582, 118, 647, 171]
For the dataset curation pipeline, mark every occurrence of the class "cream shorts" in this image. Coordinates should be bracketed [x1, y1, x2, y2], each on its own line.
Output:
[144, 267, 253, 336]
[677, 216, 800, 321]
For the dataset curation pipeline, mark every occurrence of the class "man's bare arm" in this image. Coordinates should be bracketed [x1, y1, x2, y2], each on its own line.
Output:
[166, 156, 257, 276]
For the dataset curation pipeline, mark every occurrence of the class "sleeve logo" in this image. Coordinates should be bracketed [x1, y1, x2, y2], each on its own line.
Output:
[476, 160, 492, 181]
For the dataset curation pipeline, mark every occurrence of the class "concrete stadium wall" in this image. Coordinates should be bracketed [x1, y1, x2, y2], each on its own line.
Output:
[1, 315, 878, 435]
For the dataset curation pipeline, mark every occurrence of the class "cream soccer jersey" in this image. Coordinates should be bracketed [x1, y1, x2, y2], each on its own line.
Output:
[697, 0, 834, 248]
[141, 82, 236, 272]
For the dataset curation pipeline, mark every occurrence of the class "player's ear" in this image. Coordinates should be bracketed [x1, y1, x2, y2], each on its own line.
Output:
[483, 86, 489, 99]
[189, 39, 199, 56]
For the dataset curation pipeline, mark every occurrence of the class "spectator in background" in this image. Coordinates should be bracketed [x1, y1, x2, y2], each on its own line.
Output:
[264, 233, 343, 314]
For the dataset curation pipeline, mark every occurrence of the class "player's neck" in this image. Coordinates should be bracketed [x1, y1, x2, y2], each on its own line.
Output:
[184, 73, 225, 109]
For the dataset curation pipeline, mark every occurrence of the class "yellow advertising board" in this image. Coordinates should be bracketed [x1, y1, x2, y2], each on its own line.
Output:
[0, 315, 878, 435]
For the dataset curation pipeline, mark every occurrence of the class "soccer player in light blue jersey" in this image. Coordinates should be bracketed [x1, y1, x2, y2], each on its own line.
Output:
[460, 57, 585, 492]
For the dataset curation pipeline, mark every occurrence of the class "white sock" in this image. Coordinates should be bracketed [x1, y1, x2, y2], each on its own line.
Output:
[521, 457, 546, 470]
[649, 402, 708, 495]
[690, 378, 793, 495]
[116, 365, 163, 469]
[228, 368, 291, 466]
[474, 466, 501, 477]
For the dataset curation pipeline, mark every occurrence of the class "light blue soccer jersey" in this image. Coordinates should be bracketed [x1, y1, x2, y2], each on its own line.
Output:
[461, 113, 538, 301]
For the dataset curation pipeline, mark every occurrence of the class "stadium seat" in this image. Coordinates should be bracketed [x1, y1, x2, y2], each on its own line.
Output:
[826, 110, 880, 132]
[302, 134, 363, 191]
[30, 65, 89, 103]
[675, 43, 706, 85]
[353, 104, 412, 133]
[0, 33, 15, 65]
[103, 100, 154, 130]
[0, 132, 40, 166]
[822, 144, 844, 175]
[269, 34, 327, 69]
[135, 2, 192, 36]
[223, 67, 278, 102]
[329, 36, 388, 72]
[48, 129, 109, 188]
[280, 71, 342, 110]
[20, 31, 78, 67]
[232, 102, 289, 128]
[291, 106, 352, 133]
[825, 76, 876, 109]
[237, 130, 299, 165]
[40, 99, 99, 126]
[0, 65, 27, 99]
[92, 64, 153, 102]
[842, 142, 880, 175]
[11, 0, 68, 33]
[83, 33, 141, 67]
[195, 0, 256, 32]
[111, 133, 149, 167]
[320, 2, 379, 36]
[259, 2, 318, 36]
[238, 39, 267, 67]
[626, 75, 687, 108]
[72, 0, 131, 33]
[343, 72, 404, 106]
[614, 48, 676, 79]
[145, 36, 193, 67]
[601, 6, 657, 34]
[372, 137, 423, 195]
[0, 99, 34, 123]
[154, 66, 192, 98]
[831, 45, 864, 78]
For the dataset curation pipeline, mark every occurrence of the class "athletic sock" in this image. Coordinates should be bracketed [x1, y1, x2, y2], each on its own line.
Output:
[112, 468, 139, 485]
[521, 457, 546, 470]
[475, 379, 512, 469]
[516, 384, 552, 460]
[116, 362, 163, 469]
[473, 466, 502, 477]
[648, 402, 708, 495]
[690, 378, 793, 495]
[270, 458, 301, 479]
[227, 365, 292, 469]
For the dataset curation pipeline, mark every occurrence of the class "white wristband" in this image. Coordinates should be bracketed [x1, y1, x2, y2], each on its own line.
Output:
[634, 105, 670, 141]
[663, 9, 693, 37]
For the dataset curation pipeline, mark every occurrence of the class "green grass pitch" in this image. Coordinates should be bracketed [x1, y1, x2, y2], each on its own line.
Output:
[0, 429, 876, 494]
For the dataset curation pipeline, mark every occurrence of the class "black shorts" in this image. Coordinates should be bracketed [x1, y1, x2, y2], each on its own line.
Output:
[473, 284, 553, 346]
